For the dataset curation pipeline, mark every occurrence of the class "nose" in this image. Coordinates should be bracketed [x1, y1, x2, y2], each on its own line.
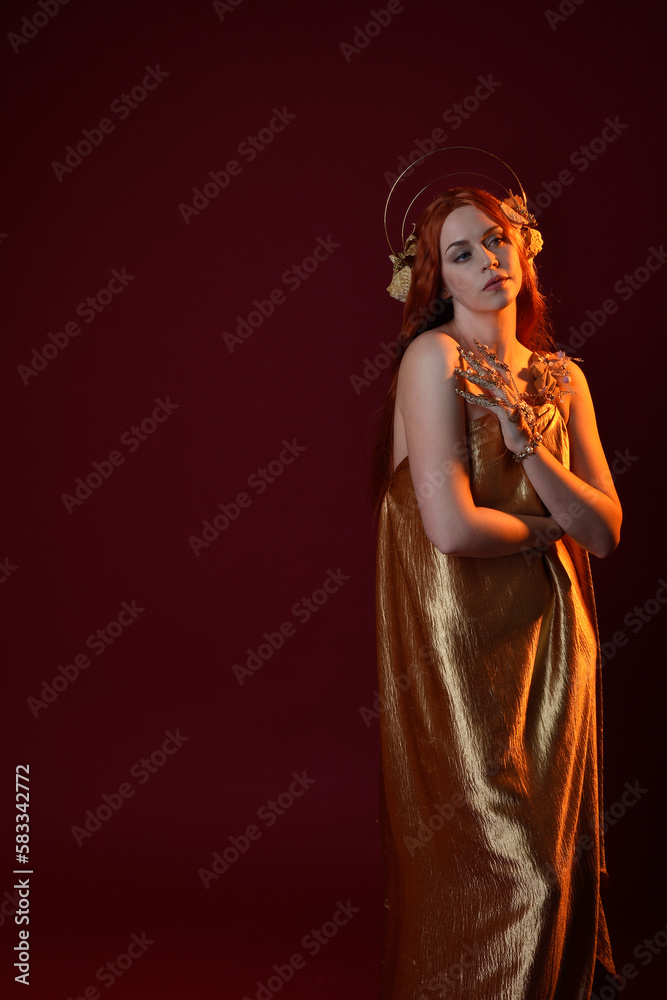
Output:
[482, 246, 498, 268]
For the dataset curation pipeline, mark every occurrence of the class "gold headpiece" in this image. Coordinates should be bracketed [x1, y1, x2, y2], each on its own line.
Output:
[384, 146, 544, 302]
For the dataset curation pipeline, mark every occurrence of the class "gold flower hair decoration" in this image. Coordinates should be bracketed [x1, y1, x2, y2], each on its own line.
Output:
[387, 228, 418, 302]
[499, 192, 544, 260]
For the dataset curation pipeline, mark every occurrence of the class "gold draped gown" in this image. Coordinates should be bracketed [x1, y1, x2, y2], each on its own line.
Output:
[375, 390, 616, 999]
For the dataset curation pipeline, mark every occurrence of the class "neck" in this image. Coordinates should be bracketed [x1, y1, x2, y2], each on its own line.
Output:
[449, 302, 523, 363]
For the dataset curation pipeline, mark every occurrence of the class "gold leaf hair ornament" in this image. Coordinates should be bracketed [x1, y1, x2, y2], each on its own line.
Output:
[384, 147, 545, 302]
[387, 227, 418, 302]
[498, 192, 544, 261]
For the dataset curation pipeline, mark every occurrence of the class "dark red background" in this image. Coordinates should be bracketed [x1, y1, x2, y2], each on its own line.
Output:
[1, 1, 664, 997]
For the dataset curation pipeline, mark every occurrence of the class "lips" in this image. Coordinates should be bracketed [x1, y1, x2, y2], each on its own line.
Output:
[483, 275, 508, 290]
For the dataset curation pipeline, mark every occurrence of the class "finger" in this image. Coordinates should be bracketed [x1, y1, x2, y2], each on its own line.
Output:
[454, 367, 500, 392]
[454, 387, 501, 409]
[489, 386, 517, 411]
[494, 397, 515, 418]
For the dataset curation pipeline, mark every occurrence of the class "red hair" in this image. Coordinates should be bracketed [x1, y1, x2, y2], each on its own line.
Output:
[366, 187, 554, 516]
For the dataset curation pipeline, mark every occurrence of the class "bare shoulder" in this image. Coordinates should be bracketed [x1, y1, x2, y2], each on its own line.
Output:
[561, 359, 596, 410]
[399, 330, 460, 385]
[565, 359, 589, 389]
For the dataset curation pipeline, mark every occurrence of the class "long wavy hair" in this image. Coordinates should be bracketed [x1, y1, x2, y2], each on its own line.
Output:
[367, 186, 554, 517]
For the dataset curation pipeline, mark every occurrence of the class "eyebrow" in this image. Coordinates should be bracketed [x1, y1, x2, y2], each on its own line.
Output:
[444, 225, 503, 254]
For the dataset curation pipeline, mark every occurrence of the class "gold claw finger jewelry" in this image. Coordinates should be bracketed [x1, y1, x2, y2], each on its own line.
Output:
[454, 386, 501, 409]
[508, 406, 521, 424]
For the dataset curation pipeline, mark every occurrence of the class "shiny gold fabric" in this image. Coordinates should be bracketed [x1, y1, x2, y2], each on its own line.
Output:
[375, 402, 616, 999]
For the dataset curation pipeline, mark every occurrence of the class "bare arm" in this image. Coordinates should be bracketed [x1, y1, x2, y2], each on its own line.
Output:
[398, 332, 564, 558]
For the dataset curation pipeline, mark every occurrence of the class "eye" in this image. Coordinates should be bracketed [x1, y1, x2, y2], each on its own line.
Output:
[451, 234, 507, 262]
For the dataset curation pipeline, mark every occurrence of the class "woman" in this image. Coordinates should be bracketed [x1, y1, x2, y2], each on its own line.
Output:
[369, 184, 622, 999]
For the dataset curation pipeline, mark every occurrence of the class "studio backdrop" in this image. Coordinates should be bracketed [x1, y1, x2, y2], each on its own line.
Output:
[2, 1, 664, 997]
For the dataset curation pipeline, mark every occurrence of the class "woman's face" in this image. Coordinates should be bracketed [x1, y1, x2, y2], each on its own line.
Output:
[439, 204, 522, 313]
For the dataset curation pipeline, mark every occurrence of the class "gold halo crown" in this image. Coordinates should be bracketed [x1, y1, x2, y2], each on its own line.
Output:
[384, 146, 544, 302]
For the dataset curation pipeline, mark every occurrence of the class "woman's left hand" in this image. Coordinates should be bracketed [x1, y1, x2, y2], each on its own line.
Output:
[453, 343, 534, 456]
[493, 397, 535, 455]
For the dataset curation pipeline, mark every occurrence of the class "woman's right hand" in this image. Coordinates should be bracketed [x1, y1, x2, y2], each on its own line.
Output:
[545, 515, 565, 539]
[511, 513, 565, 555]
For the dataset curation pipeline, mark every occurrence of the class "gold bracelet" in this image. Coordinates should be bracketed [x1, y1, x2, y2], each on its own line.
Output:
[512, 432, 543, 462]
